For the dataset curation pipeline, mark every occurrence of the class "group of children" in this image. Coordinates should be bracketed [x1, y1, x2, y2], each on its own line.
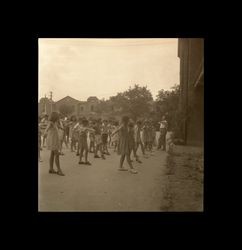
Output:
[67, 117, 120, 163]
[39, 112, 164, 176]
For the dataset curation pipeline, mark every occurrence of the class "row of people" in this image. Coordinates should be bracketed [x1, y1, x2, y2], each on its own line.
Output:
[38, 112, 168, 176]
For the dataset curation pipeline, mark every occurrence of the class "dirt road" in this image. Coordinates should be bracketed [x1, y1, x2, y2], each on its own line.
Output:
[38, 140, 168, 211]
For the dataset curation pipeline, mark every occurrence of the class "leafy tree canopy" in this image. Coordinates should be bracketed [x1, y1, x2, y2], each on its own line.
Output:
[110, 84, 153, 120]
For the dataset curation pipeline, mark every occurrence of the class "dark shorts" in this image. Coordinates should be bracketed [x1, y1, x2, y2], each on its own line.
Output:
[101, 133, 108, 144]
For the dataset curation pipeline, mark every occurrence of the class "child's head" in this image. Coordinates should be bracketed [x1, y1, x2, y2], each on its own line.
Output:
[122, 116, 129, 125]
[49, 112, 59, 123]
[103, 120, 108, 125]
[82, 119, 89, 127]
[137, 120, 142, 127]
[71, 115, 77, 122]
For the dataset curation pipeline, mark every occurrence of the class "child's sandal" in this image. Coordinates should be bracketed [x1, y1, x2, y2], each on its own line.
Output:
[118, 168, 128, 171]
[57, 171, 65, 176]
[49, 169, 57, 174]
[130, 169, 138, 174]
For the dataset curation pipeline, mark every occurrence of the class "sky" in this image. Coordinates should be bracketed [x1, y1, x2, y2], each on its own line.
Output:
[38, 38, 180, 102]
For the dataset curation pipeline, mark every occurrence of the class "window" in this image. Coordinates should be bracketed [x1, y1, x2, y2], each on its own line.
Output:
[91, 105, 94, 111]
[80, 106, 84, 111]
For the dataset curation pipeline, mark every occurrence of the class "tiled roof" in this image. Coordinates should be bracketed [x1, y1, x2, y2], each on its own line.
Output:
[55, 96, 80, 103]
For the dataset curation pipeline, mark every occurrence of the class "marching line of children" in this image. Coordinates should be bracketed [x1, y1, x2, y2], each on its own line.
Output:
[39, 112, 165, 176]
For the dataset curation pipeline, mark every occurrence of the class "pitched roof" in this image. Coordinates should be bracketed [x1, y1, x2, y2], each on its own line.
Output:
[55, 96, 80, 104]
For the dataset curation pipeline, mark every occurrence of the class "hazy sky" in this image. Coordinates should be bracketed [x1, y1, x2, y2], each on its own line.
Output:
[39, 38, 180, 102]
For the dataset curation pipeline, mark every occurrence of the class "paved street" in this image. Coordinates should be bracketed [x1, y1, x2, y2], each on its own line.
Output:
[39, 133, 168, 211]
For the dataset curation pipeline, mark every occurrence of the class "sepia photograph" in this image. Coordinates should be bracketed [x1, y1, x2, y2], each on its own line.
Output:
[38, 38, 204, 212]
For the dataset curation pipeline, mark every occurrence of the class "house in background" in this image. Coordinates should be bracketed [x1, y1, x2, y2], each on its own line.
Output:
[38, 95, 120, 120]
[78, 96, 100, 117]
[55, 96, 80, 116]
[178, 38, 204, 146]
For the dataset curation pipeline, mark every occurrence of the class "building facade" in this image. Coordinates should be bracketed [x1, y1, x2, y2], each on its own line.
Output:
[78, 96, 100, 117]
[178, 38, 204, 146]
[55, 96, 80, 116]
[38, 95, 120, 120]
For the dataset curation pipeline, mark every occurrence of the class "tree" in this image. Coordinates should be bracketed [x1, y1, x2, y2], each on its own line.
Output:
[59, 104, 74, 116]
[155, 84, 182, 135]
[96, 99, 111, 114]
[110, 84, 153, 121]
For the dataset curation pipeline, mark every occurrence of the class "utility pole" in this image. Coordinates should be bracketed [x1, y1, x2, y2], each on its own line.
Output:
[44, 94, 47, 114]
[50, 91, 53, 112]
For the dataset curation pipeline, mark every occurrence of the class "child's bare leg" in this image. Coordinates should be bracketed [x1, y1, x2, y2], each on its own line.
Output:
[100, 144, 105, 158]
[114, 142, 117, 152]
[76, 140, 80, 155]
[133, 147, 139, 160]
[94, 144, 99, 156]
[42, 136, 45, 147]
[49, 151, 55, 171]
[84, 148, 88, 162]
[79, 147, 84, 162]
[126, 154, 134, 169]
[140, 142, 145, 155]
[70, 140, 72, 151]
[54, 151, 60, 170]
[90, 142, 94, 152]
[60, 140, 63, 154]
[135, 142, 139, 154]
[54, 150, 64, 175]
[119, 154, 125, 168]
[105, 144, 110, 154]
[64, 135, 68, 148]
[148, 142, 151, 151]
